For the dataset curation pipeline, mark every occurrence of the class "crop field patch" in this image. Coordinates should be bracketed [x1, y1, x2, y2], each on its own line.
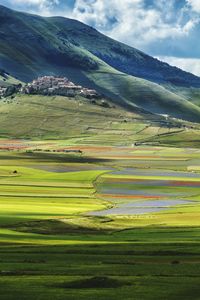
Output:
[0, 142, 200, 299]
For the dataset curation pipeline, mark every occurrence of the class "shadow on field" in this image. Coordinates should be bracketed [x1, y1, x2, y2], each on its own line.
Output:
[55, 276, 132, 289]
[7, 218, 113, 235]
[20, 152, 111, 164]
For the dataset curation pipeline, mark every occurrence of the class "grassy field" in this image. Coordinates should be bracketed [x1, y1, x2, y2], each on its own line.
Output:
[0, 141, 200, 299]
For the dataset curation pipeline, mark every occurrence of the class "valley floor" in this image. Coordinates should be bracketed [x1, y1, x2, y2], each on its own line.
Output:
[0, 140, 200, 299]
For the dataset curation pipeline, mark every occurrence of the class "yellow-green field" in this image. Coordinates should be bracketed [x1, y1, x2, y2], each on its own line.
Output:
[0, 141, 200, 299]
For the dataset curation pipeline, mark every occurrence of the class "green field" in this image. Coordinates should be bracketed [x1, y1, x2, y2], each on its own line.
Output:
[0, 142, 200, 299]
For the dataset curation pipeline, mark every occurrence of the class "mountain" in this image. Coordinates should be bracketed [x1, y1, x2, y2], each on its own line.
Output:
[0, 5, 200, 122]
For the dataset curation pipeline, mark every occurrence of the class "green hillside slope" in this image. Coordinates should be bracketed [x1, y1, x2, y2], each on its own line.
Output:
[0, 94, 199, 146]
[0, 94, 151, 141]
[0, 70, 21, 87]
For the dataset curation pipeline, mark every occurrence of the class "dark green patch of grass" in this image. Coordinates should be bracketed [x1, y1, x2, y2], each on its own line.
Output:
[57, 276, 131, 289]
[8, 219, 112, 235]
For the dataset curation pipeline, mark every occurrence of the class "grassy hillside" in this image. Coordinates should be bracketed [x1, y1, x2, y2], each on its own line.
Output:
[84, 65, 200, 121]
[165, 85, 200, 108]
[0, 94, 153, 141]
[0, 94, 199, 146]
[0, 70, 22, 87]
[0, 5, 200, 121]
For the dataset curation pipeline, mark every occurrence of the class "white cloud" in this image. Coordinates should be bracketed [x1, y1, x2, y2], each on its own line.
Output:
[187, 0, 200, 13]
[71, 0, 198, 47]
[157, 56, 200, 76]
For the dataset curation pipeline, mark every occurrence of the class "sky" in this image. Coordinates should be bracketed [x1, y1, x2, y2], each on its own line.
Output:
[1, 0, 200, 75]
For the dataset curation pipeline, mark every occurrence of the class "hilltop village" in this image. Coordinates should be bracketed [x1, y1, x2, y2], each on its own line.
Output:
[0, 76, 100, 99]
[21, 76, 100, 99]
